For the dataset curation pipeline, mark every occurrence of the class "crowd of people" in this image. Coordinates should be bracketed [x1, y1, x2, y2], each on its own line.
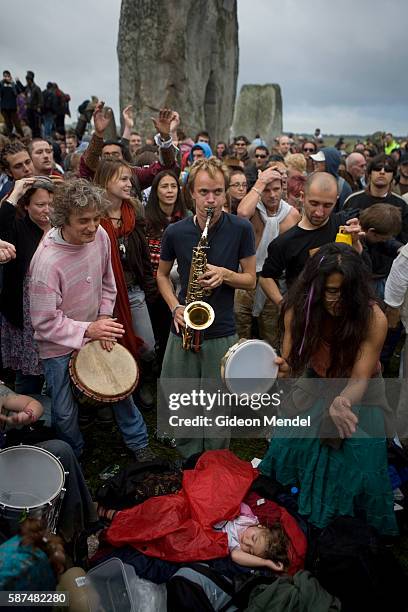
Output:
[1, 67, 408, 608]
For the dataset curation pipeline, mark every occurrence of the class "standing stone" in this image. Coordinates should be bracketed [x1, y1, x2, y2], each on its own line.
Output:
[232, 84, 283, 146]
[117, 0, 238, 143]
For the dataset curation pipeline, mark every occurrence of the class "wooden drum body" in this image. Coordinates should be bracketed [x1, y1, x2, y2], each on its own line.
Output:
[69, 341, 139, 407]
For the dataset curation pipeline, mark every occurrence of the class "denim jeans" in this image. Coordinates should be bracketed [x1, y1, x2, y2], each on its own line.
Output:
[373, 277, 386, 300]
[127, 285, 155, 361]
[42, 352, 148, 457]
[42, 114, 55, 139]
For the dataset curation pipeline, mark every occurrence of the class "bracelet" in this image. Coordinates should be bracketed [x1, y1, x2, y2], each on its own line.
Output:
[23, 407, 37, 422]
[252, 187, 263, 197]
[171, 304, 183, 318]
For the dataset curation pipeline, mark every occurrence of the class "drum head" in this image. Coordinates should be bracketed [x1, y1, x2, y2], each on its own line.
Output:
[223, 340, 278, 395]
[0, 446, 64, 509]
[73, 341, 138, 400]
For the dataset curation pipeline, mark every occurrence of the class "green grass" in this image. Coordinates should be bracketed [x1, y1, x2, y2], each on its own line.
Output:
[80, 399, 267, 492]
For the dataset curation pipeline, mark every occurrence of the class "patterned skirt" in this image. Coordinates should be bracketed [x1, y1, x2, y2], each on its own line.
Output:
[1, 278, 42, 376]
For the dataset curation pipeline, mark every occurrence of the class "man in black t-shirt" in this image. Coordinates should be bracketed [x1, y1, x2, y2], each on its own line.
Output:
[260, 172, 363, 305]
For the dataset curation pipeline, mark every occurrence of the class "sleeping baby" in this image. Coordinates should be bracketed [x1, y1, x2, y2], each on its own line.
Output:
[214, 502, 289, 572]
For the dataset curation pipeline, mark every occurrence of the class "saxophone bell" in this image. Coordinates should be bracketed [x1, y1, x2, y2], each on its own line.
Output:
[184, 301, 215, 331]
[182, 301, 215, 351]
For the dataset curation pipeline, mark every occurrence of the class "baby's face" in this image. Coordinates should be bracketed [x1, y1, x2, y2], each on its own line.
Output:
[239, 525, 267, 557]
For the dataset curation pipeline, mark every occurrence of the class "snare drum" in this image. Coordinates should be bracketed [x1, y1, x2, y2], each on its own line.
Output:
[0, 445, 66, 534]
[69, 341, 139, 407]
[221, 339, 278, 395]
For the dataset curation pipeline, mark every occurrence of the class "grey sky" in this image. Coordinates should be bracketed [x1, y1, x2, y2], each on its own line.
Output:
[1, 0, 407, 135]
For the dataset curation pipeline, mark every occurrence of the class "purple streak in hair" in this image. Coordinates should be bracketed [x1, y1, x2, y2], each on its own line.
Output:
[298, 255, 325, 357]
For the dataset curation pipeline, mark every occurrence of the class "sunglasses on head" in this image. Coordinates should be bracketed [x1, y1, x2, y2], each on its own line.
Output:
[371, 163, 394, 173]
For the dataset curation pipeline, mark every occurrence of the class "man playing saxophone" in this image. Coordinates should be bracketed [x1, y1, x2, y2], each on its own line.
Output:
[157, 158, 256, 458]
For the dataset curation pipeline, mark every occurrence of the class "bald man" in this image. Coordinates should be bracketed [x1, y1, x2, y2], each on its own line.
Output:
[260, 172, 363, 305]
[346, 152, 367, 191]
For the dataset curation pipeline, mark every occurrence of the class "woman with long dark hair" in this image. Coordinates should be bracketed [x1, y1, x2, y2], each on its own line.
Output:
[145, 170, 188, 367]
[0, 177, 54, 393]
[260, 243, 397, 535]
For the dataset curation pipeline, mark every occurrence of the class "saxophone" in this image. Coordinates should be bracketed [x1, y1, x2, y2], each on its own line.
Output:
[182, 207, 216, 352]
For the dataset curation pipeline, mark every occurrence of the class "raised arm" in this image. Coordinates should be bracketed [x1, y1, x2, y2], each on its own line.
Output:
[237, 167, 283, 219]
[80, 101, 111, 177]
[151, 108, 177, 169]
[121, 104, 134, 141]
[0, 178, 37, 241]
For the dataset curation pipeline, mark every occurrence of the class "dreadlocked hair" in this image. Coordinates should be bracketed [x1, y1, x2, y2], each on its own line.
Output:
[19, 518, 66, 576]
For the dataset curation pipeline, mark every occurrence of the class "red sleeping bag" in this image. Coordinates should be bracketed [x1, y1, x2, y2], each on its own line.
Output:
[106, 450, 258, 562]
[244, 491, 307, 575]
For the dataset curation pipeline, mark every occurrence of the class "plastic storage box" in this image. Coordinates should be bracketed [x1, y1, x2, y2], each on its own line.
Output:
[86, 558, 135, 612]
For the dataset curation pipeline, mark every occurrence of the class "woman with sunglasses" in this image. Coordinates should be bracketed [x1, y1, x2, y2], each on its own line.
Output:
[260, 243, 397, 536]
[302, 141, 317, 174]
[0, 177, 54, 393]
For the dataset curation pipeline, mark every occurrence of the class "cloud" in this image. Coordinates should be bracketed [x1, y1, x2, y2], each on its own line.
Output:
[1, 0, 121, 124]
[237, 0, 408, 133]
[1, 0, 407, 135]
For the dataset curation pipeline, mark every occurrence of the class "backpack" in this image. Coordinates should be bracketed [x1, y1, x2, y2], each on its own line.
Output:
[167, 563, 276, 612]
[308, 516, 407, 612]
[95, 458, 183, 510]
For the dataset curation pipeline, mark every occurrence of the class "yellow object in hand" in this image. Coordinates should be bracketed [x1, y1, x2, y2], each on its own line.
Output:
[335, 226, 352, 246]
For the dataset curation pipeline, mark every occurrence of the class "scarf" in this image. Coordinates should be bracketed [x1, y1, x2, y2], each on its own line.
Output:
[101, 200, 144, 359]
[252, 201, 285, 317]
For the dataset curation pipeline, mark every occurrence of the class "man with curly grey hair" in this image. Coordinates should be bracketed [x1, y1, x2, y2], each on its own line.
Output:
[29, 178, 154, 461]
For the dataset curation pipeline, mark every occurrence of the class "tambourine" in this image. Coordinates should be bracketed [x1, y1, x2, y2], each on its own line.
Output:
[221, 339, 278, 395]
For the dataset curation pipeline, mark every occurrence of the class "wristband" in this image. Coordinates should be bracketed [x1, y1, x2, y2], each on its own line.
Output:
[23, 407, 36, 422]
[171, 304, 183, 318]
[154, 133, 173, 149]
[252, 187, 263, 197]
